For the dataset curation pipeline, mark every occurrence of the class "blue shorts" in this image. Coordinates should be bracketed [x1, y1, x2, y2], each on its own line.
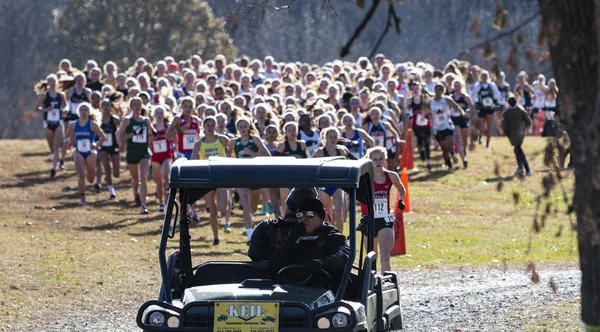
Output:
[178, 151, 193, 160]
[319, 187, 338, 197]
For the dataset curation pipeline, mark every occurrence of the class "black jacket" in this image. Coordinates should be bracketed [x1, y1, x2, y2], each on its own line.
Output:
[248, 218, 350, 288]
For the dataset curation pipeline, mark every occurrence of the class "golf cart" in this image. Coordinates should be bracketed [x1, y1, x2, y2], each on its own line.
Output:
[137, 156, 404, 331]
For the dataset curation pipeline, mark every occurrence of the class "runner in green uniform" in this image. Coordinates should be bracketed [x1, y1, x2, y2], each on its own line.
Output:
[227, 117, 270, 244]
[118, 97, 155, 214]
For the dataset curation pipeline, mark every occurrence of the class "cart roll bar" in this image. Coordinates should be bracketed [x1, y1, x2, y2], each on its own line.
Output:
[158, 188, 177, 303]
[336, 189, 356, 301]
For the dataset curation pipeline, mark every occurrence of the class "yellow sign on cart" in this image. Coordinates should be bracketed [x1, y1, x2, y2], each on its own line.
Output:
[214, 302, 279, 332]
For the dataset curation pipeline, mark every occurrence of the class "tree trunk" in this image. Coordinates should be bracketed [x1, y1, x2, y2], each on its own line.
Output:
[538, 0, 600, 327]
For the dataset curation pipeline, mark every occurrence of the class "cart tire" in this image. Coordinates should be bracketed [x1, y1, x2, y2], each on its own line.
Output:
[389, 313, 403, 330]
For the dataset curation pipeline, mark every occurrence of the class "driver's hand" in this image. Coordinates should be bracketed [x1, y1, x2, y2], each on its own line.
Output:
[305, 259, 323, 274]
[286, 223, 306, 243]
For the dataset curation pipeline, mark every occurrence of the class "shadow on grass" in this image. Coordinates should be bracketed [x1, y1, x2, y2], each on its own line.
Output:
[128, 228, 163, 237]
[410, 168, 452, 182]
[79, 216, 157, 231]
[4, 170, 75, 189]
[21, 151, 50, 157]
[484, 176, 515, 183]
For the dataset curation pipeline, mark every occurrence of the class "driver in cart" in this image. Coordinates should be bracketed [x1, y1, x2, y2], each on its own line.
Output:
[248, 189, 350, 291]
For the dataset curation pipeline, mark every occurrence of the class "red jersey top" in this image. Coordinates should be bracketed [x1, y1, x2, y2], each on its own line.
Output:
[151, 123, 174, 163]
[411, 102, 432, 129]
[360, 172, 393, 219]
[177, 116, 199, 153]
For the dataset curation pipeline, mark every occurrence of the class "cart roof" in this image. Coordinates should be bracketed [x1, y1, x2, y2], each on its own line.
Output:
[169, 157, 374, 191]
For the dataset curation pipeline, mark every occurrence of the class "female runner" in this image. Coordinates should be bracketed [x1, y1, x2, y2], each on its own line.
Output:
[227, 118, 270, 244]
[166, 97, 200, 160]
[64, 103, 107, 205]
[360, 146, 406, 272]
[274, 122, 307, 214]
[430, 83, 466, 171]
[313, 127, 351, 233]
[450, 80, 474, 167]
[96, 98, 121, 199]
[118, 97, 154, 214]
[34, 74, 68, 177]
[362, 107, 399, 170]
[149, 106, 174, 212]
[341, 113, 374, 159]
[192, 116, 231, 245]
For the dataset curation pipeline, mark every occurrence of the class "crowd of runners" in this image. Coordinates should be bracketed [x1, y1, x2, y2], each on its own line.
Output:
[33, 54, 561, 248]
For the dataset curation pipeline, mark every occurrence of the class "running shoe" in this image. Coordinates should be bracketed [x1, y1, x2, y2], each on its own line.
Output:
[463, 160, 468, 168]
[50, 169, 56, 178]
[140, 207, 149, 215]
[158, 205, 165, 212]
[478, 136, 483, 145]
[189, 209, 199, 223]
[212, 238, 220, 246]
[448, 167, 455, 173]
[108, 185, 116, 199]
[94, 183, 101, 193]
[59, 160, 65, 170]
[526, 171, 533, 177]
[224, 223, 231, 233]
[427, 164, 432, 171]
[134, 194, 141, 207]
[452, 154, 459, 164]
[233, 191, 240, 204]
[79, 199, 86, 206]
[514, 167, 525, 175]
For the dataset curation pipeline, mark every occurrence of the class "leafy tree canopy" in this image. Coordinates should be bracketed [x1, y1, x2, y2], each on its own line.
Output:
[53, 0, 236, 66]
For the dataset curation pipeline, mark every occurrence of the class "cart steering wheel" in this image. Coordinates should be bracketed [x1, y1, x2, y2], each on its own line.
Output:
[276, 264, 331, 287]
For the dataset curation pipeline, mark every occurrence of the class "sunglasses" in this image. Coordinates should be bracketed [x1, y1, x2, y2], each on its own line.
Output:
[295, 211, 315, 219]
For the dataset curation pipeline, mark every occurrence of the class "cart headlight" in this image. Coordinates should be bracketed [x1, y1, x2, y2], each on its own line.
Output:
[149, 312, 165, 326]
[331, 313, 349, 328]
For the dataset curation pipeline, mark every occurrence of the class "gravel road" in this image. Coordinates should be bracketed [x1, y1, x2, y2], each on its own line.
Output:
[3, 265, 580, 332]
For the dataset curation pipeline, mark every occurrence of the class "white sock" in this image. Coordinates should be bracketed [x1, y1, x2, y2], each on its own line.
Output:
[246, 228, 253, 240]
[108, 185, 116, 195]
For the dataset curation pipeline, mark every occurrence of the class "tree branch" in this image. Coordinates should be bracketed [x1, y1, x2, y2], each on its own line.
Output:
[457, 12, 541, 58]
[368, 4, 394, 59]
[340, 0, 382, 58]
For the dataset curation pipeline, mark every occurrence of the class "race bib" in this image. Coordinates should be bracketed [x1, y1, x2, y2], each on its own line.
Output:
[306, 145, 319, 157]
[482, 97, 494, 107]
[69, 102, 80, 115]
[102, 134, 113, 147]
[153, 139, 168, 153]
[77, 139, 91, 153]
[416, 114, 429, 126]
[132, 126, 147, 143]
[437, 112, 447, 124]
[374, 198, 388, 219]
[48, 108, 61, 122]
[372, 133, 385, 147]
[182, 133, 197, 150]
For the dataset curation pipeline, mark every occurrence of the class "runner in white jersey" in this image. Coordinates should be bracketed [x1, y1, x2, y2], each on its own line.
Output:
[430, 83, 466, 172]
[298, 113, 321, 157]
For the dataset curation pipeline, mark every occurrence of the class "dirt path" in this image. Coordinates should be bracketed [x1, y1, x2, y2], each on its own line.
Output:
[4, 264, 579, 332]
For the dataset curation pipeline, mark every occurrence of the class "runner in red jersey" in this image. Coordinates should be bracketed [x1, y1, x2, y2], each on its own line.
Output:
[359, 147, 405, 272]
[166, 96, 200, 160]
[150, 105, 174, 212]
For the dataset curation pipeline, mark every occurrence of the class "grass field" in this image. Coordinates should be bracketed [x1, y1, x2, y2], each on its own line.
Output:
[0, 137, 577, 325]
